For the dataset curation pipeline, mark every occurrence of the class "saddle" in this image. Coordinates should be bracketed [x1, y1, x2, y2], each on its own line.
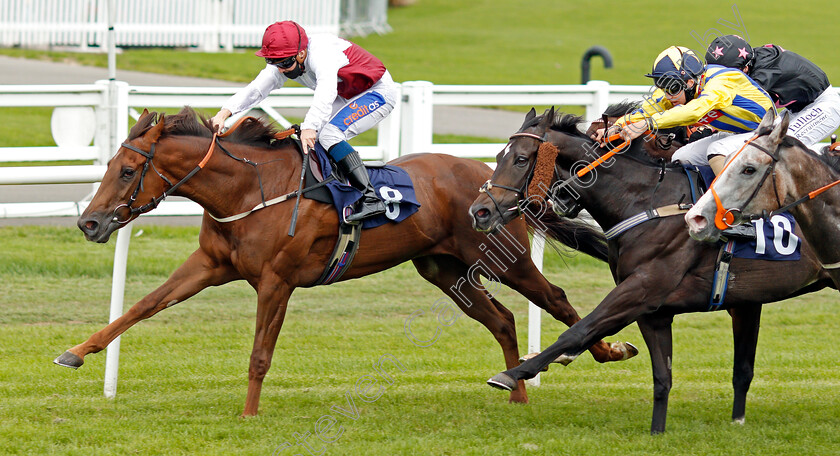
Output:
[283, 136, 421, 286]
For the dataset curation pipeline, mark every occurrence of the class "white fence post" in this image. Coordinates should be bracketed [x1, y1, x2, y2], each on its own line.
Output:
[526, 232, 545, 387]
[399, 81, 434, 156]
[103, 220, 133, 398]
[585, 80, 610, 122]
[378, 85, 402, 161]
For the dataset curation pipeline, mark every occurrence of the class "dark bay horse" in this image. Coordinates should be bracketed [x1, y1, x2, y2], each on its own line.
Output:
[687, 109, 840, 288]
[469, 107, 836, 433]
[54, 107, 636, 416]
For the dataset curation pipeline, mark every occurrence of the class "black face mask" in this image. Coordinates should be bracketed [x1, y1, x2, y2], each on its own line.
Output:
[284, 60, 305, 79]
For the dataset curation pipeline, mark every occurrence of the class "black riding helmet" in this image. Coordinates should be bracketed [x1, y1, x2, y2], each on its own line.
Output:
[705, 35, 754, 72]
[645, 46, 704, 101]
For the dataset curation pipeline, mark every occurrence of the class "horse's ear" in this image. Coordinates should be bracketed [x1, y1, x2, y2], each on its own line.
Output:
[522, 107, 537, 127]
[146, 113, 166, 143]
[768, 110, 790, 145]
[538, 106, 555, 128]
[756, 109, 776, 135]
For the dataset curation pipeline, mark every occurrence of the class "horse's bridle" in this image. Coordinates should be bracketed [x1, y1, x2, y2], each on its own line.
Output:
[709, 136, 785, 229]
[479, 129, 636, 218]
[112, 134, 218, 224]
[478, 132, 545, 215]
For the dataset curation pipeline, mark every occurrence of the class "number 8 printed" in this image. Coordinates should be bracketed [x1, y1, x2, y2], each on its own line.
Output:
[379, 186, 403, 219]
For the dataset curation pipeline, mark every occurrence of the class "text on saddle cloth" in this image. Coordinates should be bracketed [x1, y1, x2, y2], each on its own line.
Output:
[310, 143, 420, 229]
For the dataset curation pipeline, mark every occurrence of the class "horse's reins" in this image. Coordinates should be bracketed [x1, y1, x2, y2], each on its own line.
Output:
[114, 135, 219, 224]
[479, 130, 635, 215]
[113, 117, 307, 225]
[708, 135, 840, 230]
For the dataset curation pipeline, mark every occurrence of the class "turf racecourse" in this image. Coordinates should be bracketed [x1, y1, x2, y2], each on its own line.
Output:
[1, 225, 838, 455]
[3, 0, 840, 453]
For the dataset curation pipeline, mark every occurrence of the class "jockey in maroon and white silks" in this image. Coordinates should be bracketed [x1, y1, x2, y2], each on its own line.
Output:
[212, 21, 399, 222]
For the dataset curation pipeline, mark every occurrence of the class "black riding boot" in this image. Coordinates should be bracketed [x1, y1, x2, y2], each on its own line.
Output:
[721, 223, 757, 240]
[336, 150, 386, 222]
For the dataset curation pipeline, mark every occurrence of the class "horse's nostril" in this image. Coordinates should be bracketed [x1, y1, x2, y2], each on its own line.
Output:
[78, 218, 99, 234]
[688, 215, 707, 231]
[475, 208, 490, 220]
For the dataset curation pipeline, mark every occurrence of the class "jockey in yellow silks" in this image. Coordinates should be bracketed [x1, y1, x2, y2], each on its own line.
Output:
[599, 46, 776, 175]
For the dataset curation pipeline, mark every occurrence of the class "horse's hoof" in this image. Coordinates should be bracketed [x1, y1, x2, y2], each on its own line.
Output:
[732, 417, 745, 425]
[487, 372, 518, 391]
[518, 353, 550, 371]
[54, 351, 84, 369]
[612, 341, 639, 361]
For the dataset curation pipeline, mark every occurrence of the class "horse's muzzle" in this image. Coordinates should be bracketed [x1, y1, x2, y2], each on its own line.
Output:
[77, 213, 120, 243]
[470, 204, 497, 232]
[684, 208, 721, 243]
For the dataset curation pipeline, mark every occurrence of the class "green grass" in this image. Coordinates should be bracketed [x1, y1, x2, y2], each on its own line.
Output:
[1, 226, 839, 455]
[2, 1, 837, 86]
[3, 2, 840, 454]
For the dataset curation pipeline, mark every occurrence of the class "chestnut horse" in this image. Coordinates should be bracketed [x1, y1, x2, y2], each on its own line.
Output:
[469, 107, 835, 433]
[686, 109, 840, 288]
[53, 107, 635, 416]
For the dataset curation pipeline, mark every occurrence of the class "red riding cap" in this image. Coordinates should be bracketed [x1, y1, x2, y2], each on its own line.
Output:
[255, 21, 308, 58]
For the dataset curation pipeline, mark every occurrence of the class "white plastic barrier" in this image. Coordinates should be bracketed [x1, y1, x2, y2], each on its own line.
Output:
[0, 0, 391, 52]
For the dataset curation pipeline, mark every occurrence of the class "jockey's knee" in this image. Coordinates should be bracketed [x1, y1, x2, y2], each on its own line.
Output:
[705, 140, 728, 159]
[318, 124, 346, 151]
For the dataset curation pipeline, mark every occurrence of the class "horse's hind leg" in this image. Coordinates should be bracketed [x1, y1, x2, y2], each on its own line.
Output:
[411, 255, 528, 403]
[54, 248, 237, 368]
[729, 304, 762, 425]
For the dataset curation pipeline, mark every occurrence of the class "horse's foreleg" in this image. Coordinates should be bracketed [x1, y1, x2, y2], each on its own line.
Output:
[242, 275, 292, 417]
[412, 256, 528, 403]
[55, 248, 237, 368]
[729, 304, 762, 425]
[490, 276, 657, 386]
[636, 314, 674, 435]
[512, 279, 638, 364]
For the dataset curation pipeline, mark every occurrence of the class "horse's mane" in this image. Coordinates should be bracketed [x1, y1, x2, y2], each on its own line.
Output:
[536, 110, 669, 167]
[602, 100, 641, 118]
[127, 107, 292, 149]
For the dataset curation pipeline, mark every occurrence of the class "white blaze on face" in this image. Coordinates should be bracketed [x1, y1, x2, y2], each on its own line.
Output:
[502, 143, 512, 158]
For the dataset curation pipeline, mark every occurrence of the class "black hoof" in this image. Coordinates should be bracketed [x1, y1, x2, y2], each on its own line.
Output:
[54, 351, 84, 369]
[487, 372, 518, 391]
[626, 342, 639, 357]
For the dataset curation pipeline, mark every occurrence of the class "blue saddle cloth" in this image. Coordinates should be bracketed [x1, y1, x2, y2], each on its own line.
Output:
[312, 144, 420, 229]
[731, 212, 801, 261]
[681, 164, 801, 261]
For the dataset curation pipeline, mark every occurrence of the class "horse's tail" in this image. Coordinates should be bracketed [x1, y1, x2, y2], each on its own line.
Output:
[527, 210, 608, 262]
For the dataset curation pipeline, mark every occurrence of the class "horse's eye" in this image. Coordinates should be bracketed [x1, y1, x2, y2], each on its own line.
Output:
[515, 155, 529, 167]
[121, 167, 136, 180]
[742, 166, 756, 176]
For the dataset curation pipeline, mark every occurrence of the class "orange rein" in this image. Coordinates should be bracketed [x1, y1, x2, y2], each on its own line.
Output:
[202, 117, 299, 168]
[576, 130, 649, 178]
[708, 135, 761, 229]
[708, 135, 840, 229]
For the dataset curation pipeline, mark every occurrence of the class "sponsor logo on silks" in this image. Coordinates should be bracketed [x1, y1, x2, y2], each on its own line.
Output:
[329, 91, 386, 132]
[696, 110, 722, 125]
[789, 107, 824, 133]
